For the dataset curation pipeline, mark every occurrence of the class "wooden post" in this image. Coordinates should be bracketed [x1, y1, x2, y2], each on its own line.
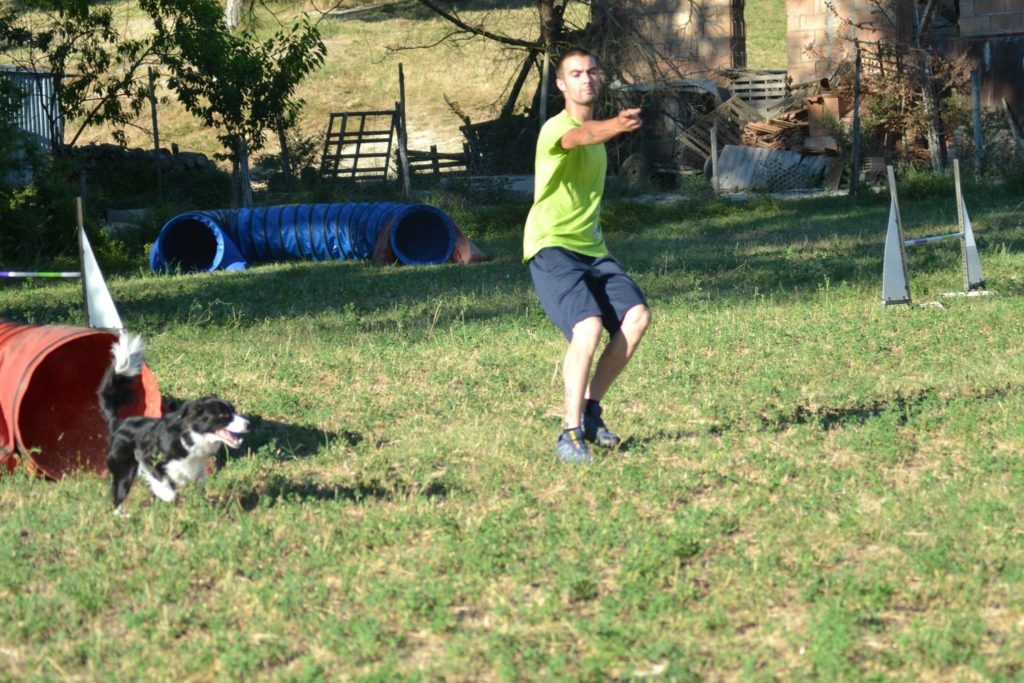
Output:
[850, 43, 862, 197]
[429, 144, 440, 177]
[971, 69, 984, 174]
[230, 157, 239, 209]
[397, 64, 412, 202]
[149, 67, 162, 201]
[76, 196, 87, 323]
[78, 170, 87, 213]
[710, 118, 720, 196]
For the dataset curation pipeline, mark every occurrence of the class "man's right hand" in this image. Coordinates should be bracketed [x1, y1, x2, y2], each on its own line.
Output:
[617, 108, 642, 133]
[561, 108, 644, 149]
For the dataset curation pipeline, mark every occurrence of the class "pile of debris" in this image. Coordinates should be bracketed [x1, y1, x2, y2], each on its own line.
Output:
[740, 105, 844, 157]
[741, 110, 807, 150]
[607, 69, 860, 191]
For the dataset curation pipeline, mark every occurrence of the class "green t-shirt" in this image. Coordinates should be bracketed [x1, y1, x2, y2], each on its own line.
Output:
[523, 110, 609, 262]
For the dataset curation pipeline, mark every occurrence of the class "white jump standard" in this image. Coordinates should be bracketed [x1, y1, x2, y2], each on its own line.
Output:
[881, 159, 986, 307]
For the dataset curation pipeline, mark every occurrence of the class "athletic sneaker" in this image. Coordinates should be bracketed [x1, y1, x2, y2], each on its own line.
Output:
[555, 427, 592, 464]
[583, 402, 621, 448]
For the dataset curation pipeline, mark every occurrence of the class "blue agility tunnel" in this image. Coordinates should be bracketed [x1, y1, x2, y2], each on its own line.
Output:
[149, 203, 459, 273]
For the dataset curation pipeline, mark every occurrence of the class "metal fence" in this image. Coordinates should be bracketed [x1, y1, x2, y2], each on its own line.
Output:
[0, 66, 62, 150]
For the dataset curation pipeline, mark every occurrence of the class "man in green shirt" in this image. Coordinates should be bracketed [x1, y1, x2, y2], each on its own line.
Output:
[524, 48, 651, 464]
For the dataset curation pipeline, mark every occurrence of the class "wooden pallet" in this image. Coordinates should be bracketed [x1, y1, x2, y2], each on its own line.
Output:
[728, 71, 790, 116]
[676, 96, 761, 161]
[319, 108, 398, 181]
[405, 144, 473, 178]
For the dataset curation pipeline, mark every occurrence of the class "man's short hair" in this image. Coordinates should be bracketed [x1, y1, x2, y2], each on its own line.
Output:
[556, 48, 596, 77]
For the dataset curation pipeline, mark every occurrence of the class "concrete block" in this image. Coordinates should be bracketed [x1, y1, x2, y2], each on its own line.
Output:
[800, 13, 830, 30]
[989, 12, 1023, 32]
[960, 15, 993, 35]
[975, 0, 1006, 13]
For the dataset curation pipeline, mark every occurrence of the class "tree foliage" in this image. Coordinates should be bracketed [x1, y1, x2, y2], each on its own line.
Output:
[0, 1, 155, 147]
[139, 0, 326, 160]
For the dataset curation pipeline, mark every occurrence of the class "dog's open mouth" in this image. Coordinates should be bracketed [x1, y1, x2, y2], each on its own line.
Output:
[215, 429, 244, 448]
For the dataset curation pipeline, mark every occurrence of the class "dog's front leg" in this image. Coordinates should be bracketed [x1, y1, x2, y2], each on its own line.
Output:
[140, 463, 177, 503]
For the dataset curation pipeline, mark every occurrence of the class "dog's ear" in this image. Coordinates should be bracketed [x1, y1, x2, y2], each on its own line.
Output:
[176, 399, 200, 425]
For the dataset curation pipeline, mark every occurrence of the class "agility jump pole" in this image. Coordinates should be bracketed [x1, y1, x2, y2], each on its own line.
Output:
[881, 159, 985, 306]
[903, 232, 962, 247]
[0, 272, 81, 278]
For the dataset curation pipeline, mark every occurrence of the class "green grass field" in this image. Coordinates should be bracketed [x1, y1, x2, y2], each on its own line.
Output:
[746, 0, 788, 70]
[3, 179, 1024, 679]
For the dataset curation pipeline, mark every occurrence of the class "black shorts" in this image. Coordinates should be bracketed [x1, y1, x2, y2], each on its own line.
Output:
[529, 246, 647, 340]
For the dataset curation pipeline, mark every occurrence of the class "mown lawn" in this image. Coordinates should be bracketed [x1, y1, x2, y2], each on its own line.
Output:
[2, 180, 1024, 680]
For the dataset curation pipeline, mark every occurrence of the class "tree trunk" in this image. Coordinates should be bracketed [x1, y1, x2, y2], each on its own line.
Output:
[276, 116, 293, 190]
[919, 59, 946, 171]
[537, 0, 563, 124]
[499, 52, 538, 120]
[913, 1, 945, 171]
[225, 0, 245, 30]
[236, 137, 253, 209]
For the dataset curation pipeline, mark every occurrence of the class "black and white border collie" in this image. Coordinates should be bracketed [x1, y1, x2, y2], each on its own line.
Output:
[97, 333, 249, 513]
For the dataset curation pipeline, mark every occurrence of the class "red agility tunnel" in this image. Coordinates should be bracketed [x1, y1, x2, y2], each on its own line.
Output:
[0, 322, 162, 478]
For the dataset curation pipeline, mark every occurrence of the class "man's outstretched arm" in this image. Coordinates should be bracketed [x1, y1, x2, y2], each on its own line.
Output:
[561, 108, 642, 150]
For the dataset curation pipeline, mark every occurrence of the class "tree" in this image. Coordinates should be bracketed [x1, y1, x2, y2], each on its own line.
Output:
[139, 0, 326, 205]
[0, 1, 155, 149]
[408, 0, 575, 121]
[405, 1, 670, 122]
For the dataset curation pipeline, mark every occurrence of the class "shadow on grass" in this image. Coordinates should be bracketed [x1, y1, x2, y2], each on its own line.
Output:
[618, 428, 709, 452]
[758, 383, 1015, 432]
[236, 415, 363, 464]
[202, 413, 455, 510]
[322, 0, 533, 24]
[218, 469, 453, 512]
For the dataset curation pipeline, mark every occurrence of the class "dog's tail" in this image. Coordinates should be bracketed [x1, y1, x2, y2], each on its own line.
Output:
[97, 331, 145, 434]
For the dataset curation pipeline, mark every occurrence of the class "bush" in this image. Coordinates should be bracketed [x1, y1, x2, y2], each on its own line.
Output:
[0, 152, 80, 266]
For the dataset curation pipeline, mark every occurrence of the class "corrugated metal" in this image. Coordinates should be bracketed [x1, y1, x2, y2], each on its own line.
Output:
[0, 66, 63, 149]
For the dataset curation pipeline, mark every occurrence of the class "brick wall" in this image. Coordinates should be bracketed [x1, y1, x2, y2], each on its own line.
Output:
[786, 0, 909, 83]
[593, 0, 745, 81]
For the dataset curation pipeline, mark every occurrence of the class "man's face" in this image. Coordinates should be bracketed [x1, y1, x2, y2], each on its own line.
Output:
[556, 54, 599, 106]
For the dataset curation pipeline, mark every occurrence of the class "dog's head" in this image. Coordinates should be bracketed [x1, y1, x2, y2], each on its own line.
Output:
[179, 395, 249, 449]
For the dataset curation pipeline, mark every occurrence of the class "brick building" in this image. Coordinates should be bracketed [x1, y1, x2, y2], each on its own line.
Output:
[786, 0, 1023, 108]
[959, 0, 1024, 108]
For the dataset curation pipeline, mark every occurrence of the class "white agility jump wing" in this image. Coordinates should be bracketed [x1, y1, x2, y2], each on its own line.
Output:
[882, 166, 911, 306]
[79, 226, 124, 330]
[954, 159, 985, 291]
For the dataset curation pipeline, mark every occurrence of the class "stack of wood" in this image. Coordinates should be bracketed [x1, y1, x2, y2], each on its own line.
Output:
[741, 110, 807, 151]
[676, 95, 762, 162]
